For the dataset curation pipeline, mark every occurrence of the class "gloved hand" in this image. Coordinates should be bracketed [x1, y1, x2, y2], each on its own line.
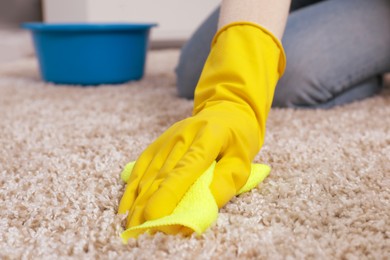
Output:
[118, 22, 285, 231]
[119, 161, 271, 241]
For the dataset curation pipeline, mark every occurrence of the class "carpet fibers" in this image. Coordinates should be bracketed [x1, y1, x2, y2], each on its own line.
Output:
[0, 48, 389, 259]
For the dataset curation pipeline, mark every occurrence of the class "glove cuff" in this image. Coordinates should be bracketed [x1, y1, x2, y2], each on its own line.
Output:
[211, 21, 286, 77]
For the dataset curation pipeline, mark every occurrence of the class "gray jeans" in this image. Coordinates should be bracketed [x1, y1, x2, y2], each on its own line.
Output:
[176, 0, 390, 108]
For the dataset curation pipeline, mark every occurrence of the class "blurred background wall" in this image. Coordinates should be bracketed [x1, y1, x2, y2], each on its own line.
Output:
[0, 0, 219, 48]
[0, 0, 42, 28]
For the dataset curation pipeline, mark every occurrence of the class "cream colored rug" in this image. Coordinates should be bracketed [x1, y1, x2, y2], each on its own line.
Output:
[0, 36, 389, 259]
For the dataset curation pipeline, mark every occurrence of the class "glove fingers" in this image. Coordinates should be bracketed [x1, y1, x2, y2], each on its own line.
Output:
[118, 181, 138, 214]
[125, 204, 146, 228]
[210, 156, 251, 208]
[118, 124, 181, 214]
[135, 133, 191, 198]
[124, 121, 206, 226]
[125, 138, 190, 225]
[142, 125, 224, 221]
[126, 137, 193, 228]
[126, 127, 197, 211]
[121, 149, 174, 217]
[118, 150, 158, 214]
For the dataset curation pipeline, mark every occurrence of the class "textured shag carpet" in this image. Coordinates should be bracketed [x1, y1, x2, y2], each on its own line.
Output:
[0, 33, 389, 259]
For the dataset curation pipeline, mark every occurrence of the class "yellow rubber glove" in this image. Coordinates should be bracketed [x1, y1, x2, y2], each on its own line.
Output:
[118, 22, 285, 232]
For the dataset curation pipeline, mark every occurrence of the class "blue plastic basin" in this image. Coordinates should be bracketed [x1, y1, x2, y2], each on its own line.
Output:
[22, 23, 157, 85]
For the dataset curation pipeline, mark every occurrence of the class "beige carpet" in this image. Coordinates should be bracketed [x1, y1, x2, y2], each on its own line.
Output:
[0, 35, 389, 259]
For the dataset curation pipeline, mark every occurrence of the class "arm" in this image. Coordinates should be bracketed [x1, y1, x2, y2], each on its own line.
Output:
[119, 0, 291, 235]
[218, 0, 290, 39]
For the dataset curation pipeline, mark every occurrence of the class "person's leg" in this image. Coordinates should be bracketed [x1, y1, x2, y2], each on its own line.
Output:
[289, 0, 325, 11]
[175, 0, 326, 99]
[175, 7, 220, 98]
[273, 0, 390, 108]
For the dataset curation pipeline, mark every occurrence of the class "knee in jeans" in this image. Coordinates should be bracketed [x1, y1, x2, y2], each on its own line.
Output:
[272, 63, 327, 108]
